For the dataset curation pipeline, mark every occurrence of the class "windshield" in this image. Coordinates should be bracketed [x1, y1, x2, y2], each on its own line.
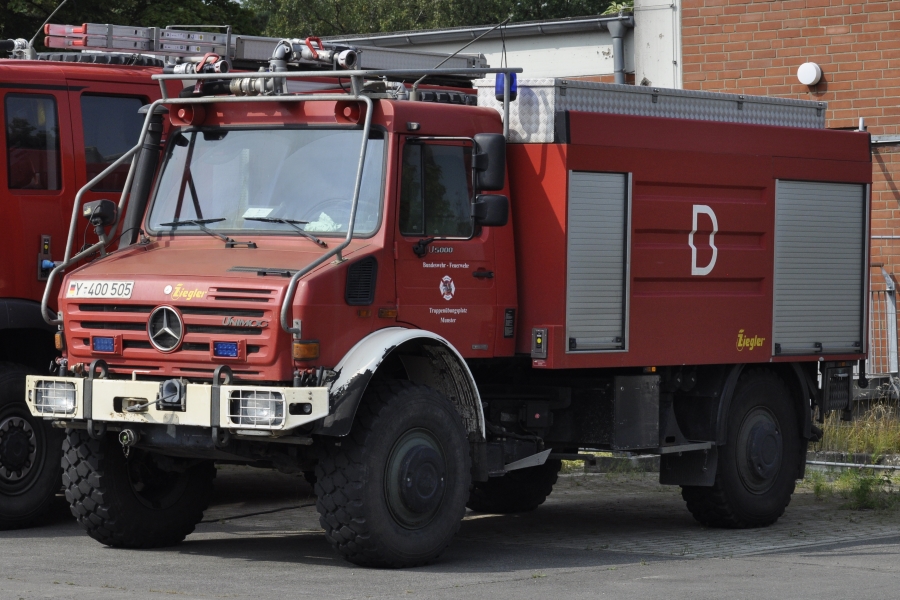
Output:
[147, 128, 384, 237]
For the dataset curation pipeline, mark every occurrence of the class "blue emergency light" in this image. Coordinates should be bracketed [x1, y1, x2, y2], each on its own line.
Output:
[213, 341, 239, 358]
[92, 337, 115, 352]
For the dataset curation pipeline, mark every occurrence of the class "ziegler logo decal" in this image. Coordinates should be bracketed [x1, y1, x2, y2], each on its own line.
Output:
[166, 283, 206, 301]
[736, 329, 765, 352]
[223, 316, 269, 328]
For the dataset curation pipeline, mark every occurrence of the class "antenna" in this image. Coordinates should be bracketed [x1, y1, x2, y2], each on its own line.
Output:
[409, 18, 510, 101]
[25, 0, 70, 58]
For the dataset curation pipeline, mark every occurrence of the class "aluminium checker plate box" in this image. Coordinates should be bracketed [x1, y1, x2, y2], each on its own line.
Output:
[475, 78, 828, 143]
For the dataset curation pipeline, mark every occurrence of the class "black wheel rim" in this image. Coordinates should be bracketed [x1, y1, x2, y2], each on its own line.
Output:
[127, 450, 190, 510]
[0, 409, 43, 495]
[384, 427, 447, 530]
[736, 407, 783, 494]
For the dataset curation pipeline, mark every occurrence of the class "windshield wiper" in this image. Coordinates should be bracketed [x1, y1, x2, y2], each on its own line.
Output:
[244, 218, 328, 248]
[159, 218, 257, 249]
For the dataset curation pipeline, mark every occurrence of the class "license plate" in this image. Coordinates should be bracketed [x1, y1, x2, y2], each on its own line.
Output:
[66, 280, 134, 299]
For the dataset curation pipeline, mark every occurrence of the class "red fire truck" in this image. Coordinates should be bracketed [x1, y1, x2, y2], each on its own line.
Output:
[22, 27, 871, 567]
[0, 41, 166, 529]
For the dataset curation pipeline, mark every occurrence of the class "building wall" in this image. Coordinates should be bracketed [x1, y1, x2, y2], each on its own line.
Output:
[681, 0, 900, 284]
[634, 0, 683, 88]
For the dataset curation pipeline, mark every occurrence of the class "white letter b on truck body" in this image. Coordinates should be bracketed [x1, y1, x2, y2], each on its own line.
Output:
[689, 204, 718, 276]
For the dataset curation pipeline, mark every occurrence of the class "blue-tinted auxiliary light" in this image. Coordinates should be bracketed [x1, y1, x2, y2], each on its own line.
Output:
[213, 341, 239, 358]
[92, 337, 115, 353]
[494, 72, 517, 102]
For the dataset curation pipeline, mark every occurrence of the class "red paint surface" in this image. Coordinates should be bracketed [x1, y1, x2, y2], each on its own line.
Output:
[511, 111, 871, 369]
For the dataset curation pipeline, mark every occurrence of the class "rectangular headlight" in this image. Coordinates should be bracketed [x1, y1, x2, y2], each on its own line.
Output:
[34, 381, 76, 415]
[228, 390, 284, 428]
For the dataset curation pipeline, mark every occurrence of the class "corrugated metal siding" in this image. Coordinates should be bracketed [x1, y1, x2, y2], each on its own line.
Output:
[566, 171, 628, 351]
[773, 181, 866, 355]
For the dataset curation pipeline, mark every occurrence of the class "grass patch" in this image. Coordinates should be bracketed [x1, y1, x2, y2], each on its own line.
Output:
[815, 401, 900, 457]
[802, 468, 900, 510]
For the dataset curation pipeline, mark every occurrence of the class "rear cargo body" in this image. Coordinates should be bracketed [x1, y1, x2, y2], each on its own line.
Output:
[510, 110, 871, 369]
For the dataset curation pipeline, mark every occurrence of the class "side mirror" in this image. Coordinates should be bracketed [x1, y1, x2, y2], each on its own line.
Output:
[473, 133, 506, 191]
[472, 194, 509, 227]
[82, 199, 118, 228]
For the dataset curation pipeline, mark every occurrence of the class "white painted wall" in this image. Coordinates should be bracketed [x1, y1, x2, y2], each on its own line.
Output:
[633, 0, 682, 89]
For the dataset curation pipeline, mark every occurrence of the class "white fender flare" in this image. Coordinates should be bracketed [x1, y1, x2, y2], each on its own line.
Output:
[312, 327, 486, 438]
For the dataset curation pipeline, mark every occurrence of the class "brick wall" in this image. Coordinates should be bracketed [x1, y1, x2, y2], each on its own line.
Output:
[682, 0, 900, 275]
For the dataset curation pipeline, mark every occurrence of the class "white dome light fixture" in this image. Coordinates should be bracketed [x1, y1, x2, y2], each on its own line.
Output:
[797, 62, 823, 86]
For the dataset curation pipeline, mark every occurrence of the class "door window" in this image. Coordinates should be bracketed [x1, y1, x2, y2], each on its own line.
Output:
[399, 142, 473, 238]
[81, 95, 145, 191]
[5, 94, 61, 190]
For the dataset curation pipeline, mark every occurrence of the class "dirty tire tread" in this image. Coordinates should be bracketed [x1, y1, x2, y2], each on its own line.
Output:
[62, 429, 215, 548]
[0, 362, 64, 530]
[314, 380, 471, 568]
[466, 459, 561, 514]
[681, 369, 798, 529]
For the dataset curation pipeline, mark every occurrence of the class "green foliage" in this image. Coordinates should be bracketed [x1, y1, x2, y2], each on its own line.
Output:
[1, 0, 263, 44]
[3, 0, 622, 46]
[817, 402, 900, 456]
[244, 0, 619, 38]
[802, 467, 900, 510]
[601, 1, 633, 15]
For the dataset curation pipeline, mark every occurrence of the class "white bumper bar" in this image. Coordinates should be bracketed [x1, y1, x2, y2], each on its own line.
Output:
[25, 375, 329, 433]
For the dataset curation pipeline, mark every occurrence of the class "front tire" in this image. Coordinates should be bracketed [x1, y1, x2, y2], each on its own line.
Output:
[314, 380, 471, 568]
[62, 429, 215, 547]
[0, 363, 64, 530]
[682, 369, 800, 528]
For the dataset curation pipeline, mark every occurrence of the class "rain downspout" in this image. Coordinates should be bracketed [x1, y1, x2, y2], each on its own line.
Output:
[607, 15, 635, 85]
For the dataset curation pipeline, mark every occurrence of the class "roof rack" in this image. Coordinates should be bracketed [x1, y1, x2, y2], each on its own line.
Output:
[36, 22, 488, 75]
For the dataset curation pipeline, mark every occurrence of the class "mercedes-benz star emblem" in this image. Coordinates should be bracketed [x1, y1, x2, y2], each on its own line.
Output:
[148, 306, 184, 353]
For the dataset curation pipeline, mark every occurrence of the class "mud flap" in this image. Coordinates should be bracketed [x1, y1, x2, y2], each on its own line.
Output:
[659, 446, 718, 486]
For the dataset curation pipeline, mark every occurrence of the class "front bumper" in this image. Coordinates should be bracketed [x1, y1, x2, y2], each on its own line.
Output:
[24, 375, 328, 435]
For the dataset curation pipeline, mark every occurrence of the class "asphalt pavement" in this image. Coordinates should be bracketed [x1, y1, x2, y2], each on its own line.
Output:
[2, 466, 899, 599]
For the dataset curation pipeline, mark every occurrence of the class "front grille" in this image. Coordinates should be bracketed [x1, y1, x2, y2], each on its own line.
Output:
[68, 289, 280, 379]
[188, 324, 262, 336]
[79, 304, 154, 313]
[82, 321, 146, 331]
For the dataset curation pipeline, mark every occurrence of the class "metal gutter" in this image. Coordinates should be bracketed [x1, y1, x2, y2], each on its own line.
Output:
[328, 15, 635, 48]
[872, 134, 900, 145]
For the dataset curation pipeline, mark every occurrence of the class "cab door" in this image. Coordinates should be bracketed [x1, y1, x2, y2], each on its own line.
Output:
[394, 137, 498, 358]
[1, 73, 75, 303]
[66, 79, 152, 242]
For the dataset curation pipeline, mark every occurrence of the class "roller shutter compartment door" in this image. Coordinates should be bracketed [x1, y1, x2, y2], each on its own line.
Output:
[773, 181, 866, 355]
[566, 171, 629, 352]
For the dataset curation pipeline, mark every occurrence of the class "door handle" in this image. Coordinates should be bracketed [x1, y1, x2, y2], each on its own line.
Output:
[473, 270, 494, 279]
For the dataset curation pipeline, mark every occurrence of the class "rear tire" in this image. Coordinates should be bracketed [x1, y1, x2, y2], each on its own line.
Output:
[682, 369, 800, 528]
[62, 429, 214, 548]
[0, 363, 63, 530]
[314, 380, 471, 568]
[467, 460, 561, 514]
